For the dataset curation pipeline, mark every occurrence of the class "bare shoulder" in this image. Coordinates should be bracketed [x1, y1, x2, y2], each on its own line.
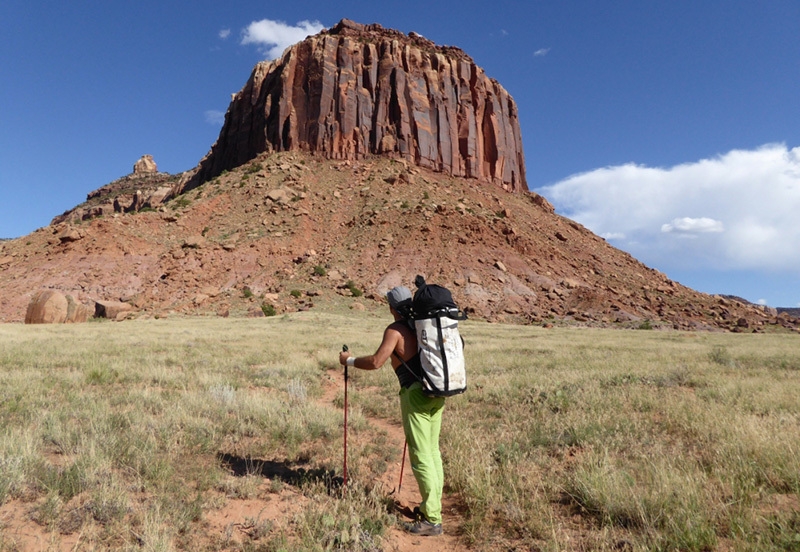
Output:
[387, 320, 414, 338]
[387, 320, 417, 362]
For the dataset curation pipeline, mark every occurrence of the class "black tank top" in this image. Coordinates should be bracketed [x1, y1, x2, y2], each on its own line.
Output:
[393, 351, 423, 389]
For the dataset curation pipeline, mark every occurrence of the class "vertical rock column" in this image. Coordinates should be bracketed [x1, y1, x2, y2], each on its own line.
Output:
[189, 20, 527, 193]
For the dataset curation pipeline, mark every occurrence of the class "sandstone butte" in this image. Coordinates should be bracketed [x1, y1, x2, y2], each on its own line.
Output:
[184, 19, 526, 195]
[3, 20, 797, 332]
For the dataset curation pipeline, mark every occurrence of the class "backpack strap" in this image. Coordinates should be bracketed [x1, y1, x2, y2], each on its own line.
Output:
[392, 351, 422, 383]
[433, 313, 449, 390]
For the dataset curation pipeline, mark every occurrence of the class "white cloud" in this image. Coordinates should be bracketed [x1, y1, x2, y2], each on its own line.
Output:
[537, 143, 800, 273]
[219, 28, 231, 40]
[204, 110, 226, 126]
[661, 217, 724, 234]
[241, 19, 325, 60]
[533, 48, 550, 57]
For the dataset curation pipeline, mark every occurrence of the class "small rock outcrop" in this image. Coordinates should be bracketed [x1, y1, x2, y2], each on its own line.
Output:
[94, 300, 134, 320]
[187, 19, 527, 193]
[133, 154, 158, 176]
[50, 160, 192, 225]
[25, 290, 92, 324]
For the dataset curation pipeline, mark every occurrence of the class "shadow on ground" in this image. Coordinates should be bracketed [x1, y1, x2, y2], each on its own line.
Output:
[217, 452, 343, 490]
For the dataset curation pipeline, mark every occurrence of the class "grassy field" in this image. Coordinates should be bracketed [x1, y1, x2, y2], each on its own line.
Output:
[0, 312, 799, 551]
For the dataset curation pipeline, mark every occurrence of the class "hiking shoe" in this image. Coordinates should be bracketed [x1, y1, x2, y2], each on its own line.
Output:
[404, 518, 443, 536]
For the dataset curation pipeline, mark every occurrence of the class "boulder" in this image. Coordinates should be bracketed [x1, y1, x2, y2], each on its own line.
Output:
[145, 186, 173, 208]
[58, 228, 84, 243]
[65, 295, 93, 323]
[25, 290, 91, 324]
[95, 300, 134, 320]
[266, 189, 290, 203]
[26, 290, 67, 324]
[182, 236, 208, 249]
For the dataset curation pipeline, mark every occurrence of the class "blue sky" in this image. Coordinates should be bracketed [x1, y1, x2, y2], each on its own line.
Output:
[2, 1, 798, 307]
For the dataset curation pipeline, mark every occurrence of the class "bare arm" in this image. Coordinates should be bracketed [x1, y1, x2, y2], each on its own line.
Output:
[339, 326, 400, 370]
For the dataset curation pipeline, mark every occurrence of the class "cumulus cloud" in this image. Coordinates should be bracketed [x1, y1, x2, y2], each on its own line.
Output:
[537, 144, 800, 273]
[533, 48, 551, 57]
[241, 19, 325, 60]
[661, 217, 724, 234]
[219, 28, 231, 40]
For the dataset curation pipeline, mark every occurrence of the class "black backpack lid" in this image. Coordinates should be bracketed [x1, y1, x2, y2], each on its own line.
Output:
[413, 275, 457, 315]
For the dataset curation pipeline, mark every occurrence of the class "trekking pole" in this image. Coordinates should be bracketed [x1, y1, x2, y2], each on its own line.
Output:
[397, 439, 407, 492]
[342, 345, 349, 489]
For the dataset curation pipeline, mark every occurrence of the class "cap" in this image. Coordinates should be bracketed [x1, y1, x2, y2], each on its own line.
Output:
[386, 286, 412, 310]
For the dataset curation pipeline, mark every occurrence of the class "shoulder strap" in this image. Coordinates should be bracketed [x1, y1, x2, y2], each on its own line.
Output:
[392, 351, 422, 382]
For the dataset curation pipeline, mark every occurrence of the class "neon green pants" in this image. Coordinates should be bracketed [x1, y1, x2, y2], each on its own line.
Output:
[399, 382, 446, 525]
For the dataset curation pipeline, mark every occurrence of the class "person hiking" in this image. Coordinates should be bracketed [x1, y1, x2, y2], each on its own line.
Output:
[339, 285, 445, 537]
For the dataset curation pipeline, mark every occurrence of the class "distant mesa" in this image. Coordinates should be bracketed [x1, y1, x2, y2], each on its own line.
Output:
[53, 20, 529, 224]
[184, 18, 527, 195]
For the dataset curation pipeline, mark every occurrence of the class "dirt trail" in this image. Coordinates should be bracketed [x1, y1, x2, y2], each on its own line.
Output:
[0, 371, 469, 552]
[320, 369, 469, 551]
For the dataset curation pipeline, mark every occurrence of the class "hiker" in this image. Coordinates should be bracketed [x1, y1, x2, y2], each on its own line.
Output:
[339, 285, 445, 537]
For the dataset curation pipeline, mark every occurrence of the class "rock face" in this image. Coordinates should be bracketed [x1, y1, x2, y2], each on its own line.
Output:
[25, 290, 92, 324]
[188, 19, 527, 193]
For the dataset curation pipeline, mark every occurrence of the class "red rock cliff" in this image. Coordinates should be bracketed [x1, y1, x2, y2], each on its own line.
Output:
[189, 19, 527, 192]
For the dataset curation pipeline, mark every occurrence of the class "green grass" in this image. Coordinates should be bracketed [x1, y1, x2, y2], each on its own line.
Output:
[0, 316, 798, 550]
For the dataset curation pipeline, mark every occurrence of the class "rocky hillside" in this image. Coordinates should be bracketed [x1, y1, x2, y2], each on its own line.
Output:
[0, 20, 796, 331]
[1, 151, 795, 331]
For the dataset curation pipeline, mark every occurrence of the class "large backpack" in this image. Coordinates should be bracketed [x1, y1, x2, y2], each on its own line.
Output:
[402, 275, 468, 397]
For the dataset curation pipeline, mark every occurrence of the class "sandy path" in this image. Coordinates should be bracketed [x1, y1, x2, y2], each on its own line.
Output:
[320, 369, 468, 551]
[0, 372, 469, 552]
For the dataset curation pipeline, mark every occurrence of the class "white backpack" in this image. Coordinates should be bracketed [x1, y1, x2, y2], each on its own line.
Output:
[414, 307, 467, 396]
[398, 276, 467, 397]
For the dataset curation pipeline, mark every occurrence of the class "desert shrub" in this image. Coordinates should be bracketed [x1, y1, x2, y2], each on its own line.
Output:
[708, 345, 736, 367]
[261, 303, 277, 316]
[172, 196, 191, 209]
[246, 162, 263, 174]
[346, 281, 363, 297]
